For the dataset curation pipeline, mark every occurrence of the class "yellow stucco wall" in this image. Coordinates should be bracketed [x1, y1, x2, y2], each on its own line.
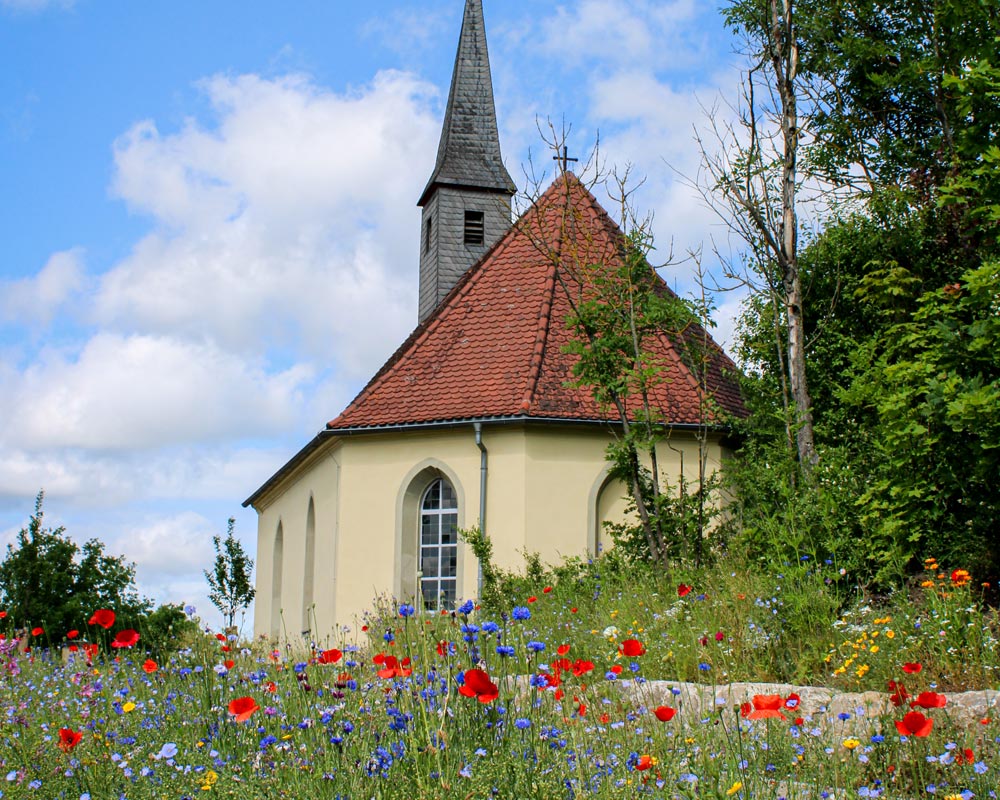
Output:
[251, 423, 726, 643]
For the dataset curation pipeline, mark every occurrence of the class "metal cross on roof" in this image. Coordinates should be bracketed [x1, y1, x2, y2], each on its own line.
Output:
[553, 146, 579, 173]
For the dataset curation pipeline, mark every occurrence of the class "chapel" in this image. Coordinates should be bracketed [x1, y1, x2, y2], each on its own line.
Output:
[244, 0, 744, 640]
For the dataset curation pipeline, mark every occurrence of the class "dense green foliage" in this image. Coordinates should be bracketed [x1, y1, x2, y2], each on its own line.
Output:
[0, 493, 202, 656]
[0, 492, 150, 639]
[722, 1, 1000, 585]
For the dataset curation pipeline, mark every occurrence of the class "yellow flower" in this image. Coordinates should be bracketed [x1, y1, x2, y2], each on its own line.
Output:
[201, 769, 218, 791]
[870, 645, 879, 654]
[726, 781, 744, 796]
[843, 738, 861, 750]
[921, 580, 936, 588]
[121, 702, 136, 713]
[885, 630, 895, 639]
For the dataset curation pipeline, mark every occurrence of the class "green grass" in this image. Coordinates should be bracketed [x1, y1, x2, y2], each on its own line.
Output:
[1, 552, 997, 798]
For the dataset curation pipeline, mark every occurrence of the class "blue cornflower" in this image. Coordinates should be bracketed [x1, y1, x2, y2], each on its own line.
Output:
[838, 712, 851, 721]
[512, 606, 531, 621]
[458, 599, 475, 615]
[155, 743, 178, 760]
[496, 645, 515, 657]
[515, 718, 531, 730]
[974, 761, 988, 774]
[526, 641, 546, 653]
[481, 621, 499, 633]
[698, 662, 711, 671]
[398, 603, 415, 618]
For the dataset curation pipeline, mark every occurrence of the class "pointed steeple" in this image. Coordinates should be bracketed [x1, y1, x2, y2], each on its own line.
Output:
[418, 0, 516, 205]
[417, 0, 516, 323]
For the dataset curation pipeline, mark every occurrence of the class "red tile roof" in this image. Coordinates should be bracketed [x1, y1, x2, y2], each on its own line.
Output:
[329, 174, 745, 431]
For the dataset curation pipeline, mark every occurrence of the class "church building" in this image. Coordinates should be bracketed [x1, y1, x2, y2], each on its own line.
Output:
[244, 0, 744, 640]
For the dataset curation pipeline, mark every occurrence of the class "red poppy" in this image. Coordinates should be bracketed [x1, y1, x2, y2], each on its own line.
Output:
[111, 629, 140, 648]
[543, 586, 553, 594]
[317, 648, 342, 664]
[959, 748, 975, 764]
[572, 659, 595, 677]
[66, 630, 79, 640]
[68, 644, 78, 652]
[570, 607, 578, 614]
[459, 668, 499, 703]
[527, 596, 537, 603]
[599, 713, 610, 724]
[887, 680, 909, 707]
[224, 659, 235, 670]
[619, 639, 645, 657]
[793, 717, 805, 726]
[715, 631, 725, 642]
[88, 609, 115, 629]
[901, 662, 922, 674]
[142, 659, 158, 674]
[228, 696, 260, 723]
[784, 693, 801, 710]
[610, 664, 623, 675]
[557, 644, 571, 656]
[895, 710, 933, 737]
[743, 695, 787, 720]
[220, 645, 231, 653]
[373, 653, 412, 679]
[436, 640, 450, 657]
[574, 698, 587, 717]
[216, 633, 226, 641]
[58, 728, 83, 752]
[83, 643, 98, 663]
[0, 611, 6, 619]
[910, 691, 947, 709]
[677, 584, 692, 597]
[264, 681, 277, 693]
[653, 705, 676, 722]
[31, 626, 43, 636]
[635, 755, 654, 771]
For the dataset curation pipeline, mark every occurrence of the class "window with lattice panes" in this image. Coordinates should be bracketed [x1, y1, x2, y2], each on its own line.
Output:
[419, 478, 458, 611]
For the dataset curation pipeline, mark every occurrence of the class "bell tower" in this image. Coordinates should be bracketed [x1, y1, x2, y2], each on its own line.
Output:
[417, 0, 516, 323]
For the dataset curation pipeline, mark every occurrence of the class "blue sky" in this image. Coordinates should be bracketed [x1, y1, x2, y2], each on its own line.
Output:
[0, 0, 744, 631]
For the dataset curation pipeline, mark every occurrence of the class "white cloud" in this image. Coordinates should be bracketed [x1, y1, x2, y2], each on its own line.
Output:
[1, 248, 85, 325]
[0, 333, 313, 451]
[94, 71, 437, 375]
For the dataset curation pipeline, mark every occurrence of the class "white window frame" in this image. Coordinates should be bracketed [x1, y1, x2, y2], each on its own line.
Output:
[419, 478, 459, 611]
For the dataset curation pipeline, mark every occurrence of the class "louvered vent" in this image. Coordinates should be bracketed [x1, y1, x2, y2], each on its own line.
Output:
[464, 210, 485, 245]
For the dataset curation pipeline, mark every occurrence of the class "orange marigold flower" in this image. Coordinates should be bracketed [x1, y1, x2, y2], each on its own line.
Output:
[950, 569, 971, 586]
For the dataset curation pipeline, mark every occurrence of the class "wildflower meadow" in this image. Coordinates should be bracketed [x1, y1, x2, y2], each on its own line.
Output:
[1, 555, 998, 799]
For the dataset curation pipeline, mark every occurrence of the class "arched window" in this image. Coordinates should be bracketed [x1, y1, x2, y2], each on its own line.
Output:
[270, 521, 284, 639]
[419, 478, 458, 611]
[302, 497, 316, 635]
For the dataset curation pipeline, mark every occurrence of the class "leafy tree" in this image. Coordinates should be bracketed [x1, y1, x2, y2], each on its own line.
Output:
[204, 518, 256, 629]
[0, 492, 150, 640]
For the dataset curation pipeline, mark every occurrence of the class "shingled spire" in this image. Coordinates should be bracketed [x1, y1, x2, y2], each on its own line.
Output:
[417, 0, 516, 324]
